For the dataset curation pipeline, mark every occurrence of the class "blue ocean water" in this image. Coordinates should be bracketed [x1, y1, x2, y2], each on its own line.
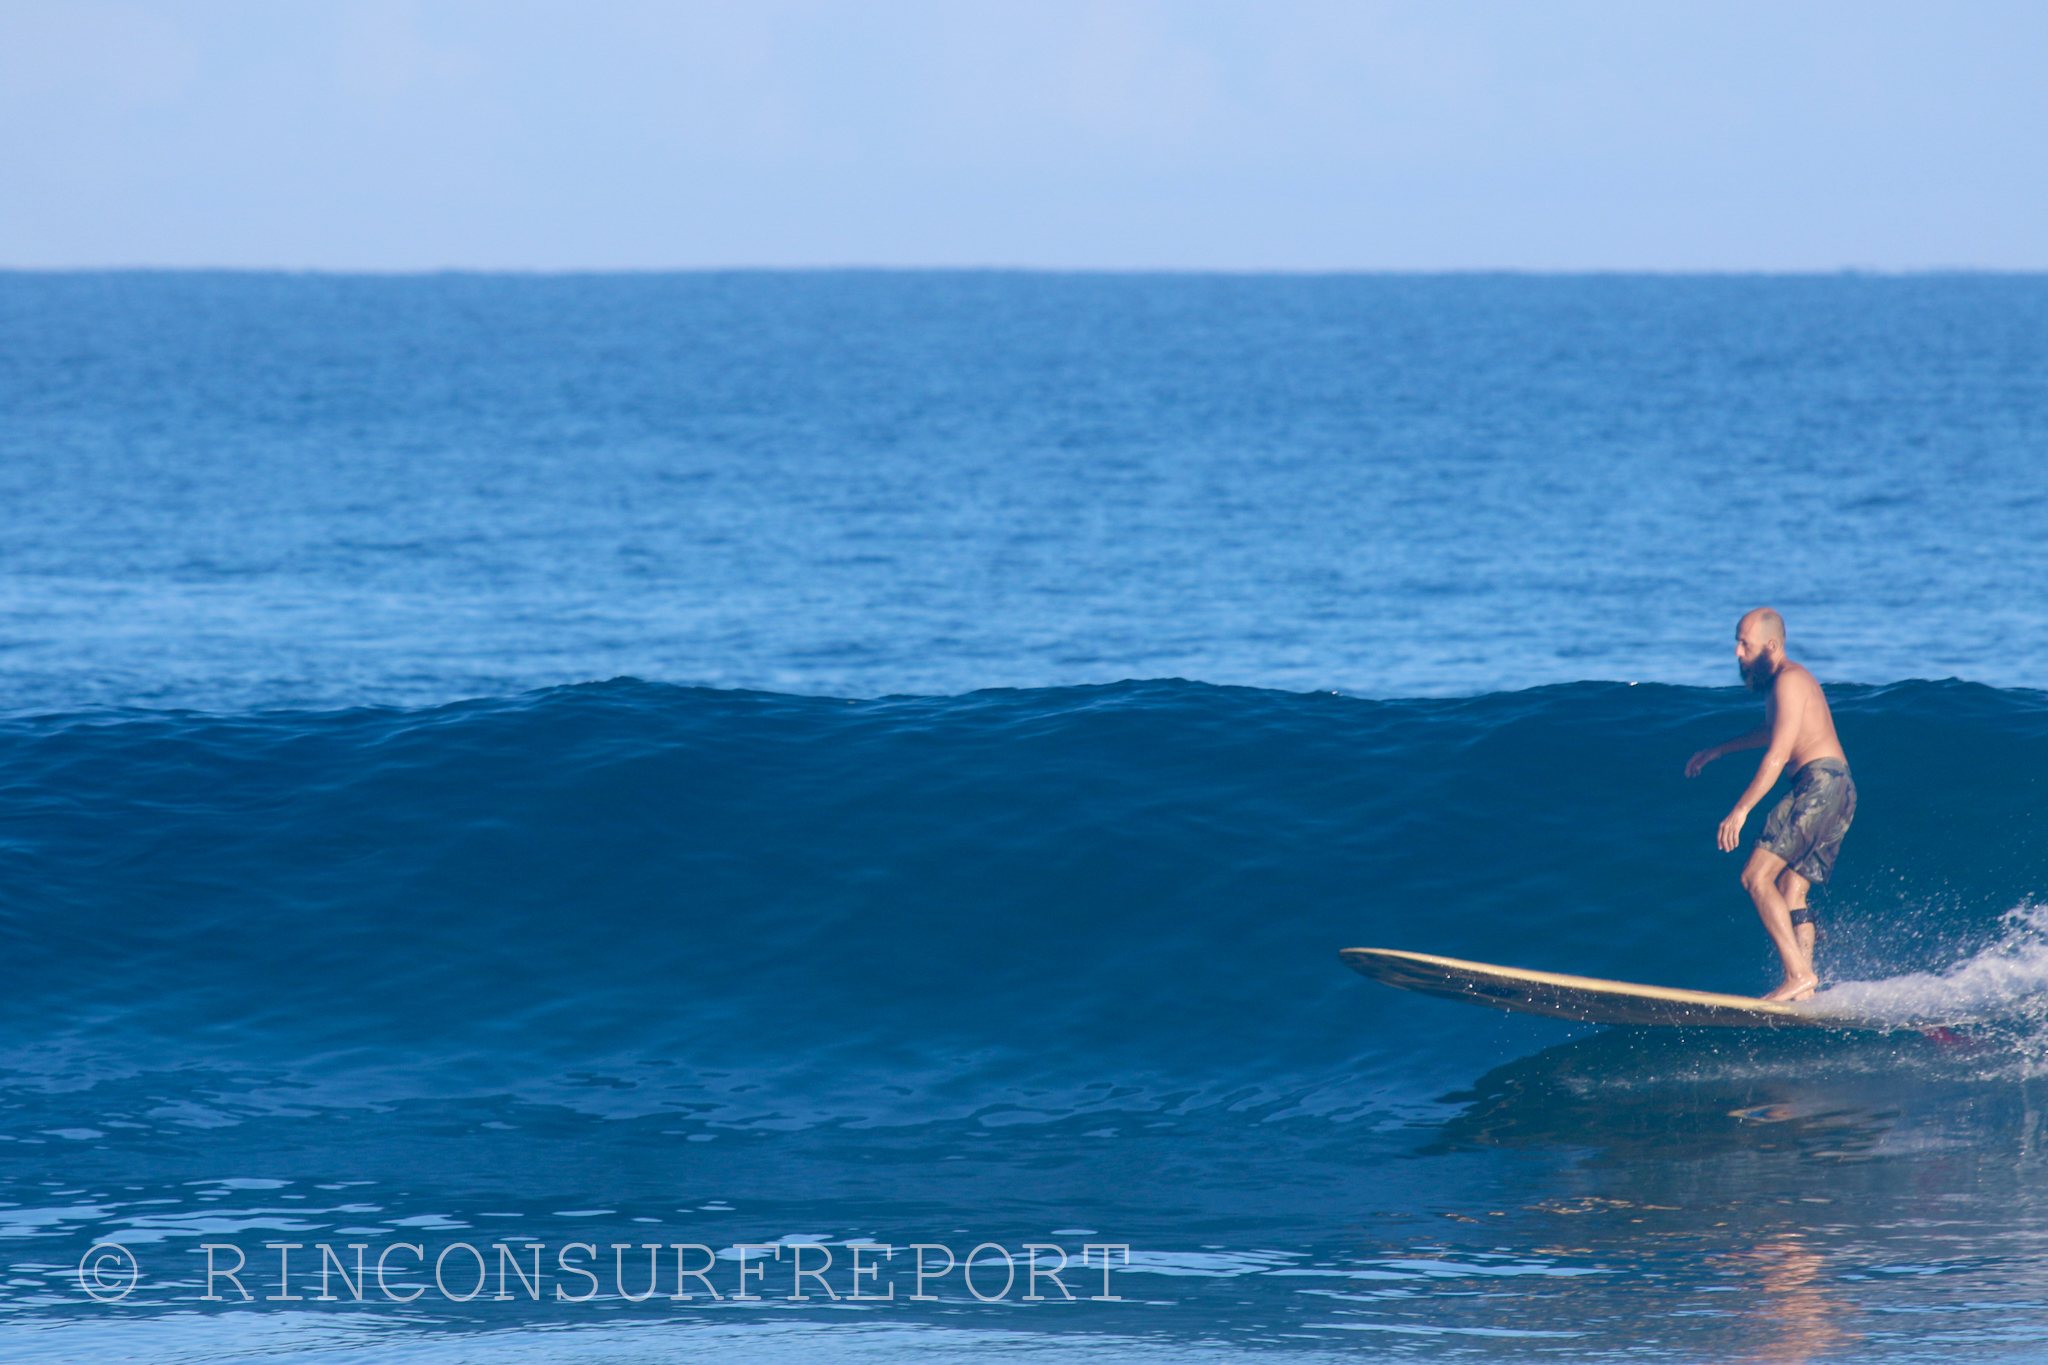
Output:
[2, 271, 2048, 1362]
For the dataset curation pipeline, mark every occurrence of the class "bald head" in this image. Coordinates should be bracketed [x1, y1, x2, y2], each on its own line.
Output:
[1735, 609, 1787, 692]
[1737, 608, 1785, 646]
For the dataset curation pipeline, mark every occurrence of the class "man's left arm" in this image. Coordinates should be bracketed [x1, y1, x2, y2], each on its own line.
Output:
[1716, 679, 1804, 852]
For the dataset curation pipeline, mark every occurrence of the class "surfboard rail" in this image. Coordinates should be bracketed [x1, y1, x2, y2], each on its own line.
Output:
[1339, 947, 1887, 1030]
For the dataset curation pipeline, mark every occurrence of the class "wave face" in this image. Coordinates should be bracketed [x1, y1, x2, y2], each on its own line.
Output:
[11, 677, 2041, 1100]
[7, 677, 2048, 1359]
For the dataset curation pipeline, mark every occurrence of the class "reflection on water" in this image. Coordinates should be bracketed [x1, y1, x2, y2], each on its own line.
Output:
[1408, 1025, 2048, 1360]
[1728, 1236, 1853, 1365]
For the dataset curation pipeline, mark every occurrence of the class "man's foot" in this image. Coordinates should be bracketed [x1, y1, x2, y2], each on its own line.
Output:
[1760, 974, 1817, 1002]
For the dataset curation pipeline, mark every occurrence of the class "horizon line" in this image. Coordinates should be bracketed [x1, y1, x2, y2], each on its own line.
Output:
[3, 264, 2043, 279]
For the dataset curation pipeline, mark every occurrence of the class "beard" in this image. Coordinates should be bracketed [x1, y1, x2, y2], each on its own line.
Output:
[1741, 654, 1780, 693]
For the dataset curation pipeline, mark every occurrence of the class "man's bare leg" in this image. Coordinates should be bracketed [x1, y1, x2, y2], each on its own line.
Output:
[1778, 865, 1816, 983]
[1742, 847, 1816, 1001]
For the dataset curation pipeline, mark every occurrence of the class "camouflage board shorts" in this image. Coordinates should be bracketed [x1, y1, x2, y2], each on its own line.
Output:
[1757, 757, 1856, 916]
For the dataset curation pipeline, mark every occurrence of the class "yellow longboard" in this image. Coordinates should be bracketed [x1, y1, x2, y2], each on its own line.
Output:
[1340, 947, 1888, 1030]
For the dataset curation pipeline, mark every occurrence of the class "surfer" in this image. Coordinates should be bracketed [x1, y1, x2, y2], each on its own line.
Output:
[1684, 608, 1855, 1002]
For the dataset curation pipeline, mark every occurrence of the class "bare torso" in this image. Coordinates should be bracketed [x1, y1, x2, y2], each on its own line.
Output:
[1766, 662, 1846, 772]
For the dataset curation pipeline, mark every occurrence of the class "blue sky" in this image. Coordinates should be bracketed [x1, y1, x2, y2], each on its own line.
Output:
[2, 0, 2043, 270]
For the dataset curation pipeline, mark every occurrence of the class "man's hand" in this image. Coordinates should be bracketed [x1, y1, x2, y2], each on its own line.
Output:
[1717, 808, 1749, 852]
[1685, 747, 1718, 778]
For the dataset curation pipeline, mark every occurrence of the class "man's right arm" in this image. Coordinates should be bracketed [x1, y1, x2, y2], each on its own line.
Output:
[1685, 725, 1770, 778]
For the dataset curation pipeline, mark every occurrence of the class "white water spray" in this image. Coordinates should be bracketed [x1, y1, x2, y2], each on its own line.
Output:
[1799, 902, 2048, 1027]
